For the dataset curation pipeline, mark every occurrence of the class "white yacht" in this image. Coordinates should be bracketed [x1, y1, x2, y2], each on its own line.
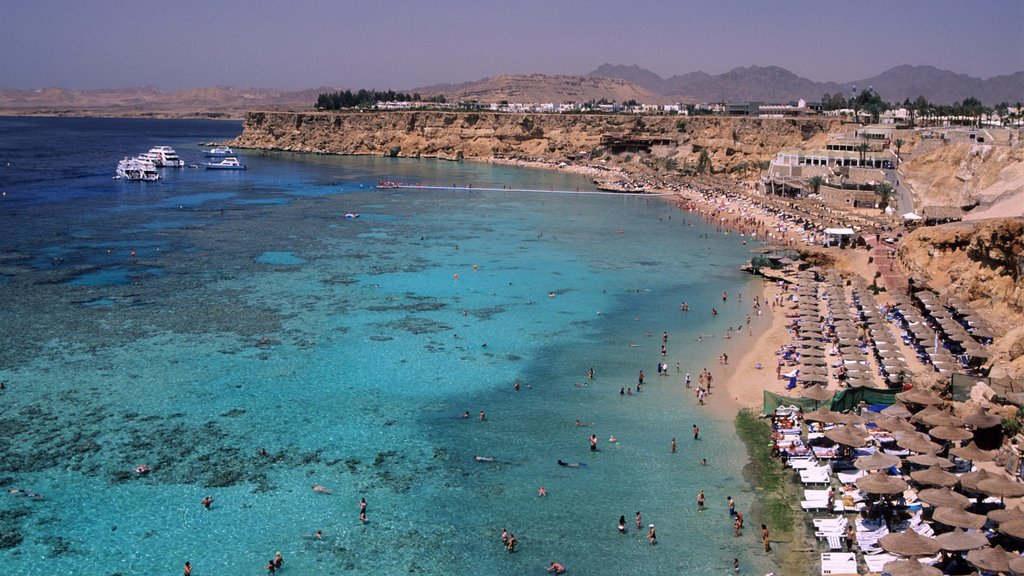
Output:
[116, 157, 160, 181]
[148, 146, 184, 168]
[205, 146, 234, 157]
[204, 157, 246, 170]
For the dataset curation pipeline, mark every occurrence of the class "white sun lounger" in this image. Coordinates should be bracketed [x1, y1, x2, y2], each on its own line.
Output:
[863, 553, 899, 572]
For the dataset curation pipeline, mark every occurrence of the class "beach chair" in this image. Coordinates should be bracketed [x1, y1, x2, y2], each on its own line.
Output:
[863, 553, 898, 573]
[800, 469, 831, 484]
[803, 500, 831, 512]
[826, 534, 844, 551]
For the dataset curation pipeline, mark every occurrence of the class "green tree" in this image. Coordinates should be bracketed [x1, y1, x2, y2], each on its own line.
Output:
[892, 138, 905, 165]
[696, 149, 711, 174]
[856, 142, 869, 167]
[807, 175, 824, 195]
[875, 182, 894, 212]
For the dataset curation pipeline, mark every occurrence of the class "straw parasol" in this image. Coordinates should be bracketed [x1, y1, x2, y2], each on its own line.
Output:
[907, 453, 954, 468]
[882, 402, 914, 418]
[962, 410, 1002, 429]
[950, 442, 998, 462]
[967, 546, 1016, 574]
[910, 405, 943, 424]
[918, 488, 970, 509]
[797, 385, 833, 402]
[987, 508, 1024, 525]
[1011, 554, 1024, 576]
[910, 467, 959, 488]
[854, 451, 901, 471]
[856, 473, 909, 495]
[826, 425, 871, 448]
[872, 415, 918, 433]
[998, 519, 1024, 540]
[918, 411, 965, 428]
[935, 528, 989, 552]
[879, 530, 942, 557]
[959, 469, 993, 493]
[897, 388, 944, 406]
[881, 560, 942, 576]
[804, 408, 849, 424]
[978, 476, 1024, 499]
[932, 506, 987, 530]
[894, 432, 942, 454]
[929, 426, 973, 442]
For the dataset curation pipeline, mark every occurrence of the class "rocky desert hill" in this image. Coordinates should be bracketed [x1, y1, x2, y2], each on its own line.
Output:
[0, 86, 331, 117]
[588, 64, 1024, 105]
[229, 110, 838, 177]
[901, 141, 1024, 220]
[899, 219, 1024, 379]
[417, 74, 663, 104]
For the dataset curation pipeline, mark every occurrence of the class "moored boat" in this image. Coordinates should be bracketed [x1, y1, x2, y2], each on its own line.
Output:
[115, 157, 160, 181]
[148, 146, 184, 168]
[204, 157, 246, 170]
[205, 146, 235, 157]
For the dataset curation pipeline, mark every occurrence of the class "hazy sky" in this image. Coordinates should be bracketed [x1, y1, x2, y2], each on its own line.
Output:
[2, 0, 1022, 90]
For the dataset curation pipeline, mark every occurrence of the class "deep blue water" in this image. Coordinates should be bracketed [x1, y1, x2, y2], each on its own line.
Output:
[0, 116, 773, 575]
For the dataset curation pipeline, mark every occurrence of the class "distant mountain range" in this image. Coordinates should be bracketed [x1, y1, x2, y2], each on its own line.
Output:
[1, 65, 1019, 115]
[585, 64, 1024, 105]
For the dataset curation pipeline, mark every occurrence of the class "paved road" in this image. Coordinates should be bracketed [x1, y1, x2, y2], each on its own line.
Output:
[884, 168, 915, 216]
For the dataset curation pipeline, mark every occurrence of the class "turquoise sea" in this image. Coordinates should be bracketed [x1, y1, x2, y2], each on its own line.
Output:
[0, 117, 771, 575]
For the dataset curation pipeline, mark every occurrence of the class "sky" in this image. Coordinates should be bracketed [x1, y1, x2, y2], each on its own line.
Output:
[1, 0, 1022, 90]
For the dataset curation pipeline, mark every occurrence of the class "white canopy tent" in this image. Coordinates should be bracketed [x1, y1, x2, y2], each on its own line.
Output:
[823, 227, 855, 247]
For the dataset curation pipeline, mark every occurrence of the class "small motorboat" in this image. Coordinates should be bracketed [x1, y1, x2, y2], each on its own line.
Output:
[204, 157, 246, 170]
[474, 456, 496, 463]
[344, 213, 360, 219]
[205, 146, 235, 157]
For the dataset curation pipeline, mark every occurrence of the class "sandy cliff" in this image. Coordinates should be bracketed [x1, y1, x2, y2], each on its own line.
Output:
[229, 111, 839, 176]
[899, 219, 1024, 378]
[901, 143, 1024, 219]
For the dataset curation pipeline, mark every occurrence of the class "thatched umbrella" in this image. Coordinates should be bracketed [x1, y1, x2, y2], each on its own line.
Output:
[929, 426, 973, 442]
[935, 528, 989, 552]
[883, 402, 914, 418]
[804, 408, 848, 424]
[962, 411, 1001, 429]
[857, 473, 909, 495]
[907, 453, 954, 468]
[987, 508, 1024, 525]
[967, 546, 1016, 574]
[918, 488, 970, 509]
[932, 506, 987, 530]
[797, 385, 833, 402]
[950, 442, 998, 462]
[978, 476, 1024, 499]
[897, 388, 944, 406]
[998, 519, 1024, 540]
[826, 425, 871, 448]
[894, 432, 942, 454]
[854, 451, 901, 471]
[881, 559, 942, 576]
[910, 467, 959, 488]
[873, 415, 917, 433]
[918, 411, 965, 428]
[910, 405, 943, 424]
[879, 530, 942, 557]
[1010, 553, 1024, 576]
[959, 469, 993, 494]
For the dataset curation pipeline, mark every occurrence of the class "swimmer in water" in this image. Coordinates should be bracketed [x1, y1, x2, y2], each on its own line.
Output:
[312, 485, 331, 494]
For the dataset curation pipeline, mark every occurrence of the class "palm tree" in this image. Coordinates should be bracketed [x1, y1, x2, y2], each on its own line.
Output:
[807, 175, 824, 195]
[892, 138, 905, 165]
[856, 142, 869, 168]
[875, 182, 894, 212]
[697, 149, 711, 174]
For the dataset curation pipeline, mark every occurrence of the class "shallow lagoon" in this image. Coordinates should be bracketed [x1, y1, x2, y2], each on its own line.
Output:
[0, 117, 770, 575]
